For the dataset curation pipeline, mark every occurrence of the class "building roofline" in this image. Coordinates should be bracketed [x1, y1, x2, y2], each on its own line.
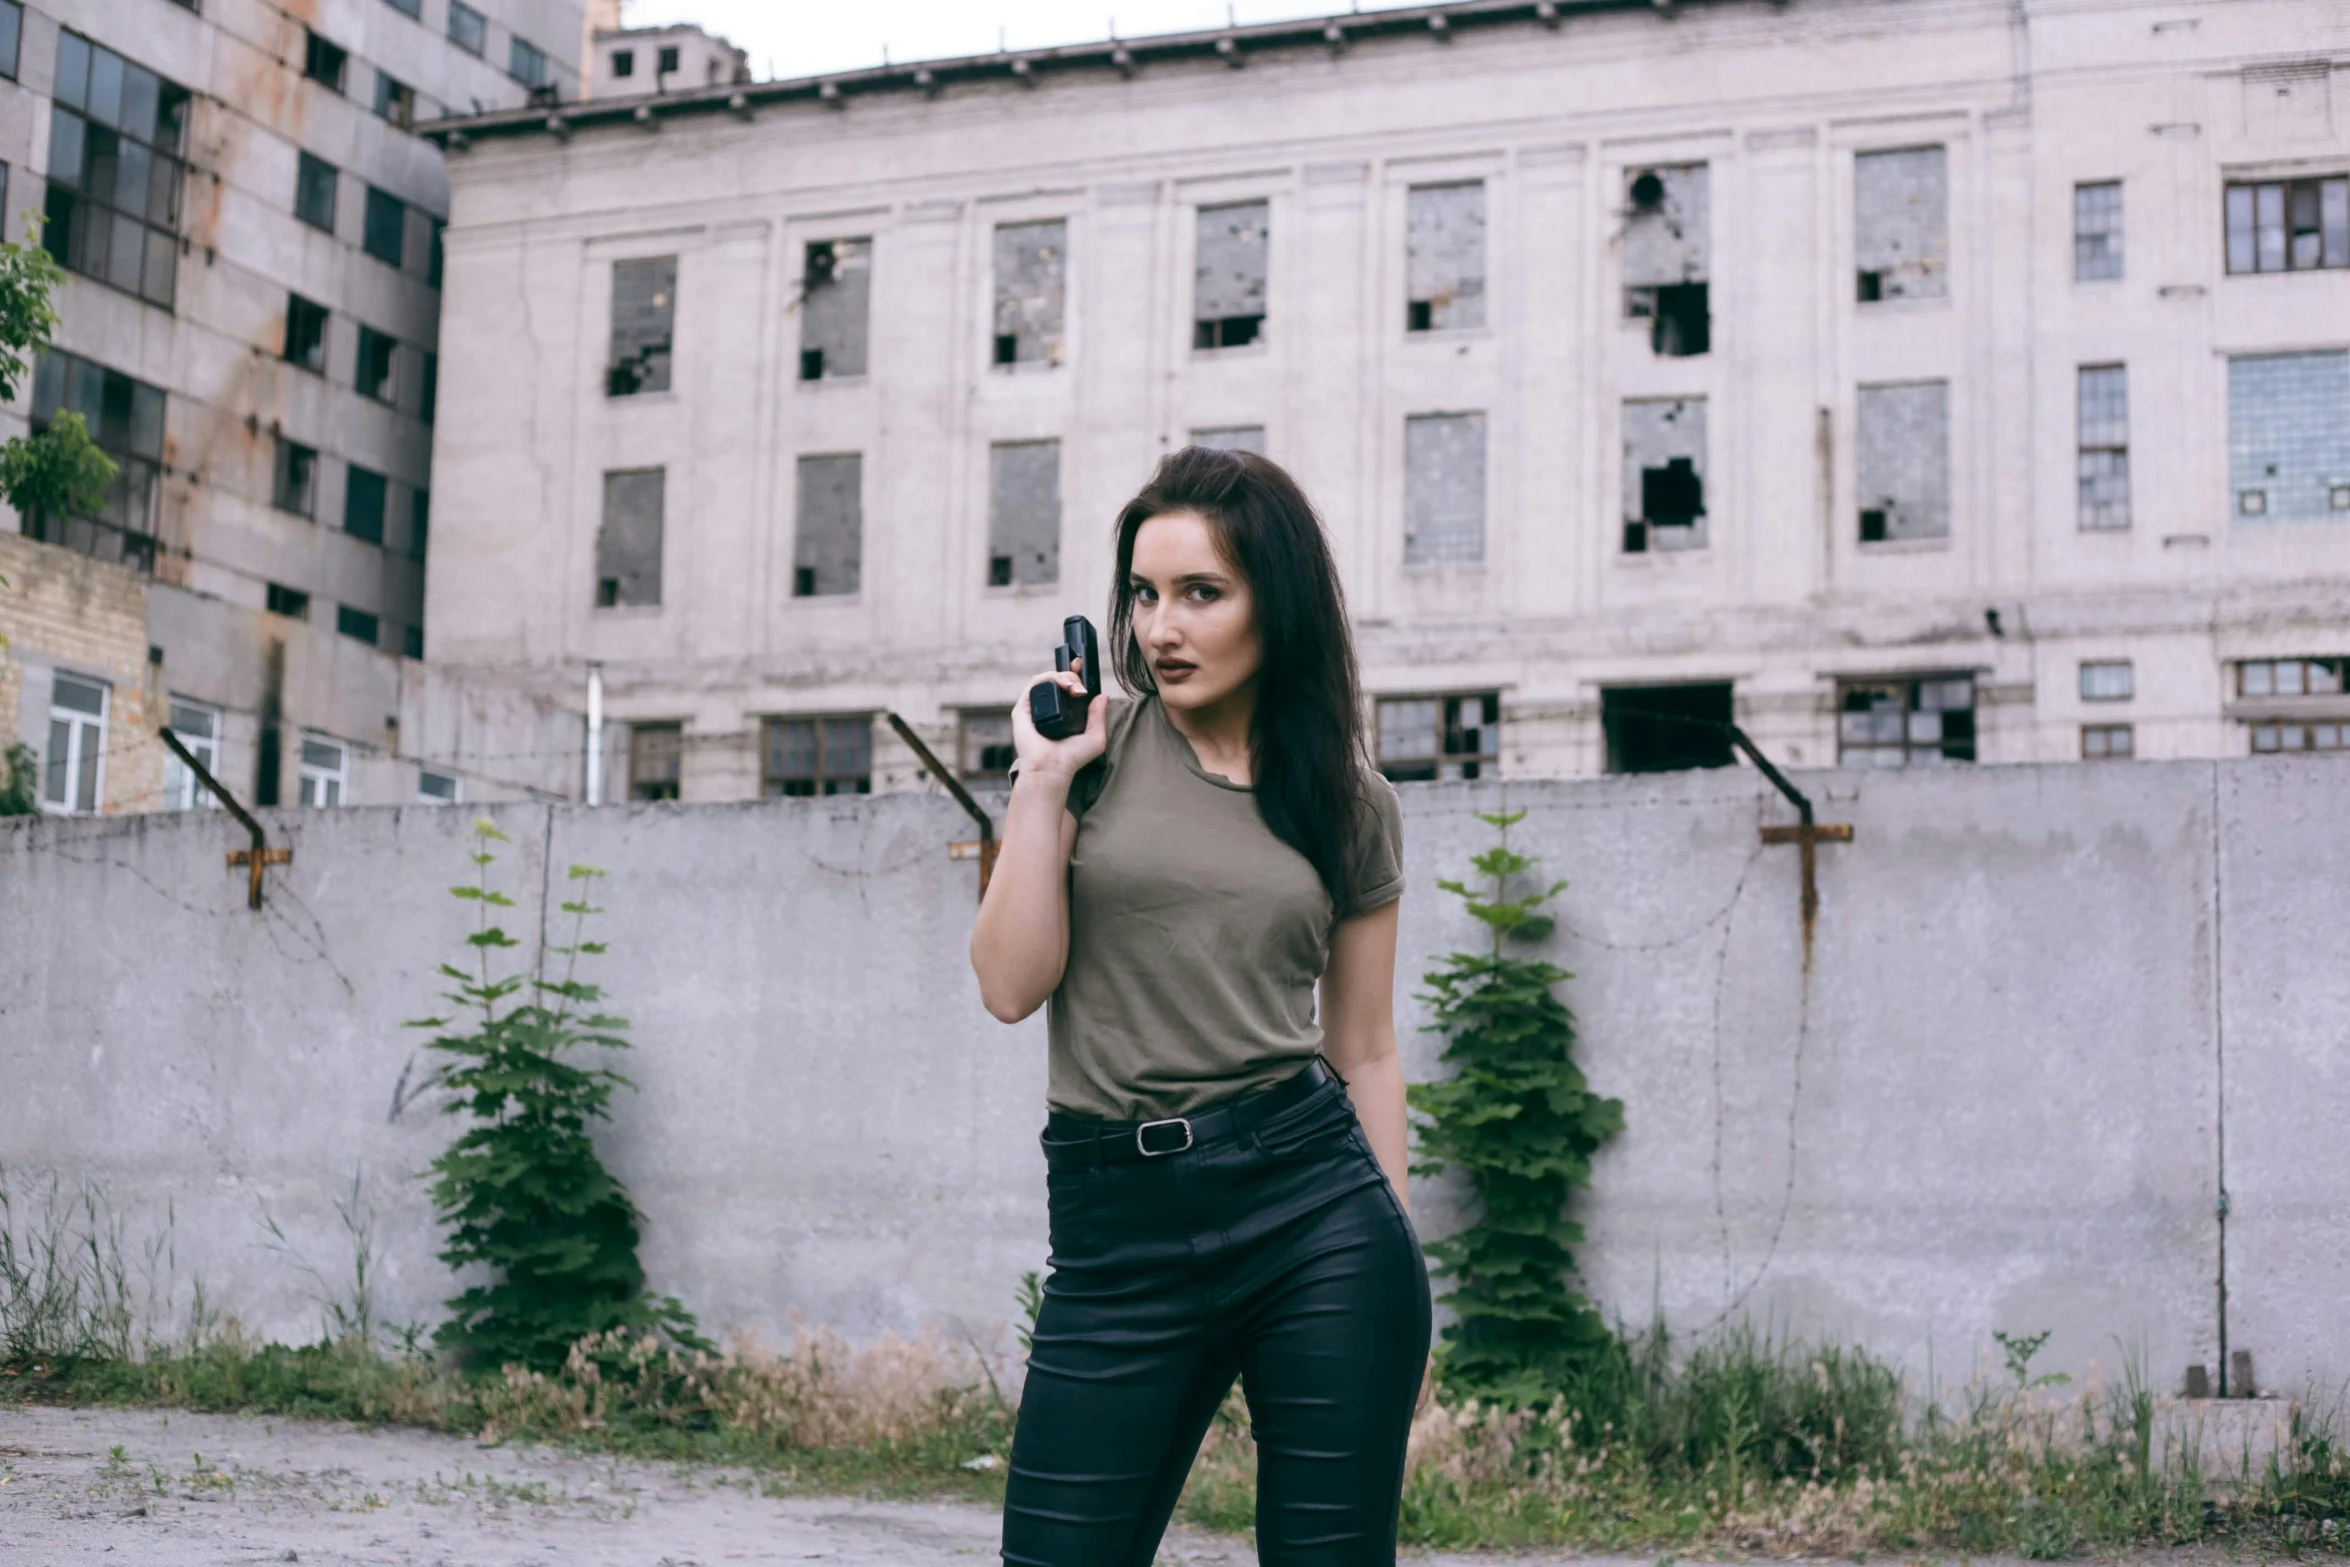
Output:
[426, 0, 1711, 148]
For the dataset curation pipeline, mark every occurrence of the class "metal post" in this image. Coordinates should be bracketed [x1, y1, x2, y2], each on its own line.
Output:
[160, 726, 289, 910]
[883, 712, 1001, 902]
[585, 661, 604, 806]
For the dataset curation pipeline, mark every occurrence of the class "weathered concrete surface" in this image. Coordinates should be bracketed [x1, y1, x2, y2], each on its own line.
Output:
[0, 760, 2340, 1401]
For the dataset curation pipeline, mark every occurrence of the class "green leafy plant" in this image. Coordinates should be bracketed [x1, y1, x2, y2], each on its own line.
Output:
[410, 819, 704, 1372]
[1407, 808, 1626, 1406]
[0, 224, 114, 537]
[0, 741, 38, 816]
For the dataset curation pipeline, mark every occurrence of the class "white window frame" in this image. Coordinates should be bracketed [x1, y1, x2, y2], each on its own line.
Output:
[298, 733, 350, 807]
[164, 697, 222, 810]
[42, 671, 109, 815]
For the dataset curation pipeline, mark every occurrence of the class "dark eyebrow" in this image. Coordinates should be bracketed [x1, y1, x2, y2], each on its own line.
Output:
[1129, 571, 1229, 588]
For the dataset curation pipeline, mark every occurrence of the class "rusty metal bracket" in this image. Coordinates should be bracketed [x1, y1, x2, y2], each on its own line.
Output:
[884, 712, 1000, 902]
[160, 724, 290, 910]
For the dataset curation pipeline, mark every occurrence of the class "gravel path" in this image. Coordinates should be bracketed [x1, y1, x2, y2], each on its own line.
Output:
[1, 1403, 2204, 1567]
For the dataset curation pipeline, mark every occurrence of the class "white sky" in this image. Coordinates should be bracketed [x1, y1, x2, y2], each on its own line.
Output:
[620, 0, 1420, 81]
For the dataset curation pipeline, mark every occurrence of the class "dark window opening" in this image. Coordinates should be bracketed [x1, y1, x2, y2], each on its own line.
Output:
[273, 435, 317, 516]
[343, 465, 386, 543]
[266, 582, 309, 619]
[336, 604, 378, 645]
[606, 256, 675, 396]
[294, 152, 337, 232]
[1601, 684, 1734, 774]
[0, 2, 20, 80]
[611, 48, 634, 78]
[304, 30, 347, 92]
[993, 333, 1018, 365]
[355, 325, 396, 403]
[1407, 299, 1433, 332]
[2225, 176, 2350, 275]
[43, 33, 190, 310]
[800, 348, 824, 381]
[987, 554, 1013, 586]
[1626, 281, 1709, 356]
[1859, 507, 1889, 542]
[657, 45, 680, 74]
[1857, 270, 1885, 303]
[1626, 456, 1705, 553]
[1194, 315, 1262, 350]
[363, 185, 406, 266]
[284, 293, 328, 372]
[959, 709, 1017, 788]
[374, 72, 415, 131]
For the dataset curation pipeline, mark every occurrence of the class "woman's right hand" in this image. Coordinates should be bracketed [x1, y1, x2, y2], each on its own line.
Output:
[1010, 666, 1109, 781]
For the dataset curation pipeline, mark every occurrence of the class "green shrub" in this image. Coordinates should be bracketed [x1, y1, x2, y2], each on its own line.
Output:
[410, 820, 704, 1372]
[1408, 808, 1626, 1407]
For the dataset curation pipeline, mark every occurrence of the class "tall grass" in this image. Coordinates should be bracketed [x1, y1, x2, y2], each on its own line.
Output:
[7, 1174, 2346, 1554]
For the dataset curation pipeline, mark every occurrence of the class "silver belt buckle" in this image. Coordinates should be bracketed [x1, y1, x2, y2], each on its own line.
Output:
[1136, 1117, 1193, 1157]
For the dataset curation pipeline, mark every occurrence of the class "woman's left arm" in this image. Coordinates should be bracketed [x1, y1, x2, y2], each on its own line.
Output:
[1319, 897, 1409, 1215]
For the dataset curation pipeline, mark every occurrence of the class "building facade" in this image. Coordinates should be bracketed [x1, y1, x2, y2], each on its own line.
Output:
[0, 0, 585, 814]
[424, 0, 2350, 805]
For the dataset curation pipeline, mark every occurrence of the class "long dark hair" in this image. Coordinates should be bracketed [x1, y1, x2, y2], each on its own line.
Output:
[1108, 445, 1374, 916]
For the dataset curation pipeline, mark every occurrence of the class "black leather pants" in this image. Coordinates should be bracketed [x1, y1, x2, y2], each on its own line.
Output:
[1001, 1064, 1433, 1566]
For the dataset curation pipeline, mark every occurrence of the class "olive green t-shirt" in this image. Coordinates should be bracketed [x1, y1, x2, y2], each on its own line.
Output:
[1029, 692, 1405, 1121]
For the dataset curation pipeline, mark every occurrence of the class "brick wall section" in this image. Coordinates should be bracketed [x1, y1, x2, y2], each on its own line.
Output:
[0, 531, 163, 815]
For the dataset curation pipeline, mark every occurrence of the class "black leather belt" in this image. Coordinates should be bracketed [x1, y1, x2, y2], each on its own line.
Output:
[1042, 1058, 1333, 1169]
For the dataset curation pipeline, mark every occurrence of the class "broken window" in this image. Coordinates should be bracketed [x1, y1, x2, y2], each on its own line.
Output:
[2238, 657, 2348, 697]
[1376, 693, 1499, 783]
[799, 238, 870, 381]
[1189, 425, 1265, 454]
[628, 722, 681, 801]
[762, 715, 873, 796]
[2077, 365, 2129, 531]
[959, 709, 1017, 788]
[374, 71, 415, 131]
[1623, 164, 1709, 355]
[1856, 381, 1951, 542]
[2079, 660, 2134, 702]
[2082, 724, 2135, 761]
[986, 439, 1059, 587]
[596, 468, 664, 607]
[265, 582, 309, 619]
[1601, 684, 1734, 774]
[284, 293, 328, 372]
[356, 325, 397, 403]
[1194, 200, 1268, 350]
[792, 453, 862, 598]
[343, 464, 386, 544]
[1837, 676, 1976, 766]
[2074, 181, 2123, 281]
[1406, 182, 1485, 333]
[1621, 397, 1707, 553]
[1403, 412, 1485, 566]
[1854, 146, 1948, 301]
[607, 257, 676, 396]
[273, 435, 317, 517]
[28, 346, 166, 569]
[992, 220, 1066, 367]
[2228, 350, 2350, 523]
[2224, 175, 2348, 274]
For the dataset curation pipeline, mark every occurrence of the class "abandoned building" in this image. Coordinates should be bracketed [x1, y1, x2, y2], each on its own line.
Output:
[0, 0, 595, 815]
[411, 0, 2349, 803]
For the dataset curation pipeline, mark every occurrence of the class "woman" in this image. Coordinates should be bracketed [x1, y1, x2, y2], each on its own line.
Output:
[969, 445, 1432, 1567]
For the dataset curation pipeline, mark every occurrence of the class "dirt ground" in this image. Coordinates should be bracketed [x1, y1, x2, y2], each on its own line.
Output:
[0, 1402, 2219, 1567]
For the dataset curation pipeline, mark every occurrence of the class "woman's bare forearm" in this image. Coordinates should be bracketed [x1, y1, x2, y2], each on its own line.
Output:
[1341, 1047, 1412, 1217]
[969, 770, 1075, 1022]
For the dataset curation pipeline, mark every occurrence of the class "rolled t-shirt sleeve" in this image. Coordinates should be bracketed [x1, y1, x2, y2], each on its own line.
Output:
[1338, 772, 1405, 920]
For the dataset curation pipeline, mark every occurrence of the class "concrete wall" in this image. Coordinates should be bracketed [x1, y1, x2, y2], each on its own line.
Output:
[3, 758, 2342, 1398]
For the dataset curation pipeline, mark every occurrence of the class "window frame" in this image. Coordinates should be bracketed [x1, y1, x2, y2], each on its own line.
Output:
[628, 721, 683, 801]
[2223, 174, 2350, 275]
[303, 28, 348, 93]
[336, 603, 380, 646]
[417, 767, 461, 803]
[42, 670, 109, 815]
[283, 292, 328, 373]
[507, 34, 548, 88]
[28, 347, 167, 570]
[355, 324, 398, 405]
[0, 1, 22, 83]
[1375, 691, 1500, 783]
[362, 185, 406, 267]
[2076, 363, 2130, 532]
[760, 713, 875, 797]
[2081, 724, 2135, 761]
[2078, 660, 2135, 703]
[294, 151, 338, 233]
[1836, 676, 1978, 767]
[297, 733, 349, 807]
[957, 707, 1017, 789]
[163, 696, 221, 810]
[43, 31, 191, 311]
[2072, 180, 2123, 282]
[273, 434, 318, 517]
[447, 1, 486, 56]
[343, 463, 388, 544]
